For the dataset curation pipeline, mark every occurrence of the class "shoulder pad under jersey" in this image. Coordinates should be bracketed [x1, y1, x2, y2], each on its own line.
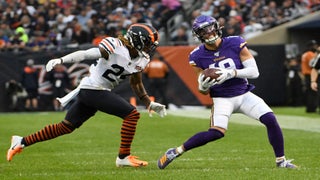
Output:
[99, 37, 124, 55]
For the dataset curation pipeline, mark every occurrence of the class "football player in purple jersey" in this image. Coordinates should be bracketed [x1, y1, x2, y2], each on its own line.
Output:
[158, 15, 297, 169]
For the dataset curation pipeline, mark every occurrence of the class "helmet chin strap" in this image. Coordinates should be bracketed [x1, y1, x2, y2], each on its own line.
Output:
[204, 35, 219, 44]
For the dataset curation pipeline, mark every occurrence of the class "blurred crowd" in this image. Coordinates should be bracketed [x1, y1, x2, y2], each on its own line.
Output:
[174, 0, 320, 45]
[0, 0, 319, 52]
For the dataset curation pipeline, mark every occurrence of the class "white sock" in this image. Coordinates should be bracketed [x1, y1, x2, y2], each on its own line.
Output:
[176, 145, 184, 154]
[276, 156, 285, 163]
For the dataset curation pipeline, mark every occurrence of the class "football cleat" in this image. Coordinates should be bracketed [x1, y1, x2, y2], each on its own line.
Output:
[276, 159, 297, 169]
[158, 148, 181, 169]
[7, 136, 25, 161]
[116, 155, 148, 167]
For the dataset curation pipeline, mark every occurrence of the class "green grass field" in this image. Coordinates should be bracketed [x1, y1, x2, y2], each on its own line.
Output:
[1, 107, 320, 180]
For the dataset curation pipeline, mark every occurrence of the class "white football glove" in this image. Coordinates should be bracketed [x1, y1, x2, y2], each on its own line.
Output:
[216, 68, 236, 84]
[148, 101, 167, 117]
[46, 58, 62, 72]
[197, 74, 217, 92]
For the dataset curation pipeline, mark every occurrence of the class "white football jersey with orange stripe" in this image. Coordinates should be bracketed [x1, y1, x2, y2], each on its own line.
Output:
[79, 37, 150, 90]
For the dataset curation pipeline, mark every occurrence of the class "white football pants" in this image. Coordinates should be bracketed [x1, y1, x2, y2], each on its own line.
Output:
[211, 91, 273, 129]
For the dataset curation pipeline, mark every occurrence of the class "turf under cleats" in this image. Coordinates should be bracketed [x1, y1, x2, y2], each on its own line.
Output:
[7, 136, 25, 162]
[158, 148, 180, 169]
[276, 159, 297, 169]
[116, 155, 148, 167]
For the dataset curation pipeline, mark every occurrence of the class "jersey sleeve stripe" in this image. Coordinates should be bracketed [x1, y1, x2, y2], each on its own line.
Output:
[99, 42, 112, 54]
[118, 39, 123, 46]
[106, 38, 116, 50]
[240, 41, 247, 49]
[189, 61, 197, 66]
[100, 39, 115, 53]
[115, 39, 121, 47]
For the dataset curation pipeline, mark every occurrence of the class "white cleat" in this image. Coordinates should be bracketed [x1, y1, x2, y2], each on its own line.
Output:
[276, 159, 298, 169]
[7, 136, 25, 162]
[116, 155, 148, 167]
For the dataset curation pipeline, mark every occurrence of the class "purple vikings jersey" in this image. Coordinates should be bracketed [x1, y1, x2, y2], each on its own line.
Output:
[189, 36, 255, 97]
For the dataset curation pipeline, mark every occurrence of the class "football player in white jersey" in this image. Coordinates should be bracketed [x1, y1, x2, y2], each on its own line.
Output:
[7, 23, 167, 167]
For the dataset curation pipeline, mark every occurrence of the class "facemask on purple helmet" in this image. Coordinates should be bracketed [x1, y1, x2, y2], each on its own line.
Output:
[192, 15, 222, 44]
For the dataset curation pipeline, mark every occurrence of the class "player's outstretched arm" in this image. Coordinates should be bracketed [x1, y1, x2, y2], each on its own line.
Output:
[46, 48, 101, 72]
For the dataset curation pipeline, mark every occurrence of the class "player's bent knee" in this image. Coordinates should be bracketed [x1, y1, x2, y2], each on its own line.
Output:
[62, 120, 76, 132]
[127, 109, 140, 119]
[210, 126, 226, 134]
[259, 112, 278, 127]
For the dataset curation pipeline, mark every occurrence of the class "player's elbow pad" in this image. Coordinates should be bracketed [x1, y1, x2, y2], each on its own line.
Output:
[61, 48, 101, 63]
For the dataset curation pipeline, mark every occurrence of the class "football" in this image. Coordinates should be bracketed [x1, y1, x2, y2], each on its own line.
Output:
[202, 68, 220, 80]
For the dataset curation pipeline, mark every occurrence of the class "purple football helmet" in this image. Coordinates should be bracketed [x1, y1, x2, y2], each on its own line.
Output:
[192, 15, 222, 44]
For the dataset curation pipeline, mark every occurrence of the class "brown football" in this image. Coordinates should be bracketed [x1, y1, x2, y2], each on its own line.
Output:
[202, 68, 220, 80]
